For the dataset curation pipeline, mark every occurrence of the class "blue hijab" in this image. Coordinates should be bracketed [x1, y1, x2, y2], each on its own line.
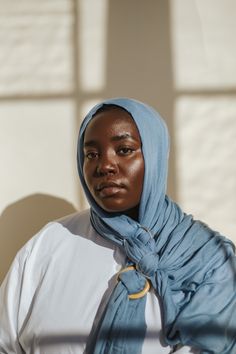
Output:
[78, 98, 236, 354]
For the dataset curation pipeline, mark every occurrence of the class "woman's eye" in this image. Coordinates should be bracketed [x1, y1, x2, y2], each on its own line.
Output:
[118, 147, 134, 155]
[86, 151, 98, 159]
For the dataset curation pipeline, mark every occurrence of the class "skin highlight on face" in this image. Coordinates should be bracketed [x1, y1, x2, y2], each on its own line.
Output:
[83, 107, 145, 221]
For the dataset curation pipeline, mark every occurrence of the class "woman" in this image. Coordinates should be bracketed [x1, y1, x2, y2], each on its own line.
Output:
[0, 98, 235, 353]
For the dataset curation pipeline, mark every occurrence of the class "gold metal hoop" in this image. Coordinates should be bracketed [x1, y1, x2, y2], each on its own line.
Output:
[117, 266, 151, 300]
[128, 280, 150, 300]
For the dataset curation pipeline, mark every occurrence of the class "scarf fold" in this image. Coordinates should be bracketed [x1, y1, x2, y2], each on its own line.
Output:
[78, 98, 236, 354]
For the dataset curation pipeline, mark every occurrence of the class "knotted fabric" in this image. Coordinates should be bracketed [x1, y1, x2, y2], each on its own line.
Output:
[77, 98, 236, 353]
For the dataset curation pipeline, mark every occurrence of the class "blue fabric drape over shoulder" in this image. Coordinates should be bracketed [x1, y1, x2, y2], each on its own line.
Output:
[77, 98, 236, 354]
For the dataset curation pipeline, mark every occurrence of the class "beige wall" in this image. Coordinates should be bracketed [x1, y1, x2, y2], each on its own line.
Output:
[1, 0, 236, 283]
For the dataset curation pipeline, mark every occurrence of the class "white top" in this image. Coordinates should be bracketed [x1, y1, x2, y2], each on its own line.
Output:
[0, 210, 198, 354]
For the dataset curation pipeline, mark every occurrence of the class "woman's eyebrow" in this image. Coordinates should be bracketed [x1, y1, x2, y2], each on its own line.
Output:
[84, 140, 97, 147]
[111, 133, 135, 141]
[84, 133, 137, 147]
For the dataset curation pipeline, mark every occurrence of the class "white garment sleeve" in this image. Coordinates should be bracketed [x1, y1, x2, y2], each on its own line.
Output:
[0, 252, 26, 354]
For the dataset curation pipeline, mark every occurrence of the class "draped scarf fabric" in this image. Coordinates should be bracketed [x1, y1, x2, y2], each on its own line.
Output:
[77, 98, 236, 354]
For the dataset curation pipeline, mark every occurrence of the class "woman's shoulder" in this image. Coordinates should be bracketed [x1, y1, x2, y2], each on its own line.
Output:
[56, 208, 91, 235]
[15, 209, 93, 262]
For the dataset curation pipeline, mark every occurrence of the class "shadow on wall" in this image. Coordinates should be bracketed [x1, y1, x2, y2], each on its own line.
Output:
[76, 0, 176, 199]
[0, 194, 77, 284]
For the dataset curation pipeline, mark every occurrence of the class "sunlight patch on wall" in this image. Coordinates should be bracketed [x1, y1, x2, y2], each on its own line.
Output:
[175, 96, 236, 241]
[170, 0, 236, 89]
[0, 0, 74, 96]
[0, 100, 78, 213]
[170, 0, 236, 242]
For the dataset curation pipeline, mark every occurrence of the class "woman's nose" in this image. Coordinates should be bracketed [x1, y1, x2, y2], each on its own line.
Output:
[96, 154, 118, 176]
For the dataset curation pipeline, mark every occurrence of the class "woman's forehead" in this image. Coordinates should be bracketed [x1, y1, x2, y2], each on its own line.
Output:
[80, 98, 169, 154]
[84, 108, 141, 143]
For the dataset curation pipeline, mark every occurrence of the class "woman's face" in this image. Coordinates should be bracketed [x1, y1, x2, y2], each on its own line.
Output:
[83, 107, 144, 220]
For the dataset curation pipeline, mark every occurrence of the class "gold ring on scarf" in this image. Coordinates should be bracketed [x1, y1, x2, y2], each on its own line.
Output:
[117, 265, 151, 300]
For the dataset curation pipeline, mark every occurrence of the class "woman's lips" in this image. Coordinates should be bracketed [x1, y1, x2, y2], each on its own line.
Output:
[98, 186, 124, 197]
[96, 182, 125, 197]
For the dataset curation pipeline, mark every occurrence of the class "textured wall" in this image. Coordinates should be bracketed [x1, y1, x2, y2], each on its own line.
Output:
[176, 97, 236, 239]
[171, 0, 236, 241]
[0, 0, 78, 281]
[0, 0, 235, 282]
[0, 0, 73, 96]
